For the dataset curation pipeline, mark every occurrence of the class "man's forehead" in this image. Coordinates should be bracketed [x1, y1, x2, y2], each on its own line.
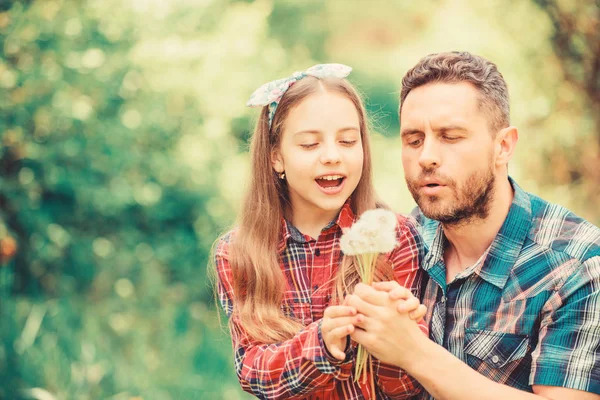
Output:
[404, 82, 479, 107]
[400, 82, 481, 124]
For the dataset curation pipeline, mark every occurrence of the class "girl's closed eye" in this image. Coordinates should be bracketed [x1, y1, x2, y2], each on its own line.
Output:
[340, 139, 358, 146]
[300, 143, 318, 149]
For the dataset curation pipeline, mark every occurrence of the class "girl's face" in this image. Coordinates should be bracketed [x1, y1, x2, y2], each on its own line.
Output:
[272, 91, 364, 223]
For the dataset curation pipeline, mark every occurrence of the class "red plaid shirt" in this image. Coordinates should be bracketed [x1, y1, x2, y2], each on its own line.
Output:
[215, 204, 426, 399]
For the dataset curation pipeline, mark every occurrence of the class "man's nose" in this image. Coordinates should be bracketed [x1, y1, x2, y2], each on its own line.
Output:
[418, 138, 440, 169]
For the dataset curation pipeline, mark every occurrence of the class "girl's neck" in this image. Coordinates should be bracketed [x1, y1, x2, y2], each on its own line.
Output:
[291, 206, 341, 240]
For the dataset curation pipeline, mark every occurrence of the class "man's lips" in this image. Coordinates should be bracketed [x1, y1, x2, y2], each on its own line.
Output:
[419, 178, 446, 187]
[420, 184, 445, 196]
[417, 179, 448, 195]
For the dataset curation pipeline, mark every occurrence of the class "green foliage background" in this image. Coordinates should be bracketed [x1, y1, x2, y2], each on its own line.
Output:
[0, 0, 598, 399]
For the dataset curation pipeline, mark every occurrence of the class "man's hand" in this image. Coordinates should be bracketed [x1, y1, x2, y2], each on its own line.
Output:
[372, 281, 427, 322]
[345, 283, 427, 368]
[321, 305, 359, 361]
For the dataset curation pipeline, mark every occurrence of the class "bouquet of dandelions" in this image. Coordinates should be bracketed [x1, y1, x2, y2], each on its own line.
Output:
[340, 209, 398, 392]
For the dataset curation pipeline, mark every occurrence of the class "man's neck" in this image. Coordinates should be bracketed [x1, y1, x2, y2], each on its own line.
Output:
[442, 177, 514, 281]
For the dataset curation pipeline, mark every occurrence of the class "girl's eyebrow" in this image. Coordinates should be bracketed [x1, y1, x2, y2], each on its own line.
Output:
[293, 129, 320, 136]
[337, 126, 360, 133]
[293, 126, 359, 137]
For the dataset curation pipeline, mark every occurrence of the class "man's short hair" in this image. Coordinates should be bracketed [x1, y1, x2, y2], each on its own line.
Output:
[399, 51, 510, 133]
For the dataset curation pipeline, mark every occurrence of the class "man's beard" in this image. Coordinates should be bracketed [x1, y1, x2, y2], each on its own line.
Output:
[406, 165, 496, 227]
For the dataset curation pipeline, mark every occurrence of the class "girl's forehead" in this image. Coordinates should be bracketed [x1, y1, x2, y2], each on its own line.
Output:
[283, 92, 360, 133]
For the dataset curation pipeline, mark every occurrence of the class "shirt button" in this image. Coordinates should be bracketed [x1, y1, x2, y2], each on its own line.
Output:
[491, 355, 500, 364]
[315, 249, 321, 256]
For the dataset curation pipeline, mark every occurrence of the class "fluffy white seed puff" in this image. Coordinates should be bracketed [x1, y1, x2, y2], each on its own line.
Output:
[340, 209, 398, 255]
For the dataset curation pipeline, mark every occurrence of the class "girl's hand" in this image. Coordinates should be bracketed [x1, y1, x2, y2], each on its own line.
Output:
[372, 281, 427, 323]
[321, 305, 358, 361]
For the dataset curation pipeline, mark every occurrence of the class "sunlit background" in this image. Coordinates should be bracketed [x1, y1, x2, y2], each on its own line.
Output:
[1, 0, 598, 399]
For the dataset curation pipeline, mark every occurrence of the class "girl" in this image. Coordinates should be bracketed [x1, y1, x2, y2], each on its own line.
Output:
[213, 64, 427, 399]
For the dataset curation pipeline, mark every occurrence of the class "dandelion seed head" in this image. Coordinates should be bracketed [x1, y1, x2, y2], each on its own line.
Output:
[340, 209, 399, 255]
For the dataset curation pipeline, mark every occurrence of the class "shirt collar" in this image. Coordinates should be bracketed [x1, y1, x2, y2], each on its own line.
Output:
[277, 202, 355, 253]
[481, 177, 532, 288]
[422, 177, 532, 290]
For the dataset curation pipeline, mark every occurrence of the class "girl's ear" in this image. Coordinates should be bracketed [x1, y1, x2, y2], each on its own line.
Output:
[271, 150, 284, 173]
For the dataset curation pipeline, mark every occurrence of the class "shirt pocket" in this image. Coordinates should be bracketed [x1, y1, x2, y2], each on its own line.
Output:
[464, 328, 530, 389]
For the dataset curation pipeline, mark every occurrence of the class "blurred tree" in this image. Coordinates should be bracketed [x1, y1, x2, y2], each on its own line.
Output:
[1, 0, 598, 398]
[0, 0, 240, 398]
[0, 0, 219, 298]
[530, 0, 600, 221]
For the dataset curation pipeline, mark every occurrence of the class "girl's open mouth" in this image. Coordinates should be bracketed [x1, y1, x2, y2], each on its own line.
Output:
[315, 175, 345, 188]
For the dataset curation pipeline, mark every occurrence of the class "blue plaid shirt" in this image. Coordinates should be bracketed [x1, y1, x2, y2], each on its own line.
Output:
[413, 178, 600, 397]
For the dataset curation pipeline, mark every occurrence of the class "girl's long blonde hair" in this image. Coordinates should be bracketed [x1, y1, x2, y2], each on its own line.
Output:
[215, 76, 389, 343]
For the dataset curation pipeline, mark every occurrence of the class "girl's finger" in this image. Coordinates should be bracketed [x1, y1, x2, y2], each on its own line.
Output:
[345, 294, 378, 317]
[397, 296, 420, 313]
[372, 281, 400, 292]
[326, 326, 353, 360]
[322, 316, 359, 334]
[409, 304, 427, 322]
[329, 346, 347, 361]
[323, 305, 357, 319]
[388, 286, 413, 301]
[329, 324, 354, 339]
[351, 312, 370, 330]
[353, 283, 389, 306]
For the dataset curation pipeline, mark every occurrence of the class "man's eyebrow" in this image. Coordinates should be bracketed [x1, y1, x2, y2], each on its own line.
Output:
[401, 126, 468, 137]
[401, 128, 422, 137]
[436, 125, 468, 132]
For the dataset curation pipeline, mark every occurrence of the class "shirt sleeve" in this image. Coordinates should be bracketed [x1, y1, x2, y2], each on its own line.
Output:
[530, 255, 600, 395]
[373, 216, 426, 399]
[214, 234, 353, 399]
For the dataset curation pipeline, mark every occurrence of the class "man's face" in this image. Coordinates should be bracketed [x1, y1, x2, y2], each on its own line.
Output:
[400, 82, 498, 225]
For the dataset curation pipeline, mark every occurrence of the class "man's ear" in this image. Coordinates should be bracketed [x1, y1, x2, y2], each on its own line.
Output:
[271, 150, 284, 173]
[495, 126, 518, 167]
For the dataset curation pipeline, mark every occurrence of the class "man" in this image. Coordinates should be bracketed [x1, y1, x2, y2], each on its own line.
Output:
[345, 51, 600, 399]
